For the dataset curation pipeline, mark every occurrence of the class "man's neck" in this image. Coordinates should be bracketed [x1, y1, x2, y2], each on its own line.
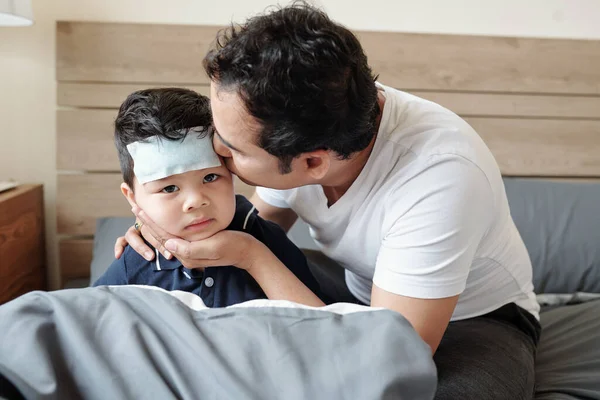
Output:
[321, 90, 386, 207]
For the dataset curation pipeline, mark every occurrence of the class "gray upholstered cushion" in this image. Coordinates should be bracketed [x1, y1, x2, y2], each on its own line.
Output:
[89, 217, 135, 286]
[535, 300, 600, 399]
[504, 178, 600, 294]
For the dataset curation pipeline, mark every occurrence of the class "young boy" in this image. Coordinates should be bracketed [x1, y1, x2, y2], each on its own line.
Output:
[94, 88, 325, 307]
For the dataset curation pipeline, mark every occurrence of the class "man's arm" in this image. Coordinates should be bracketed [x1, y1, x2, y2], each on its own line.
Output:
[371, 155, 495, 354]
[244, 240, 325, 307]
[130, 202, 324, 307]
[371, 287, 459, 354]
[250, 192, 298, 232]
[161, 231, 325, 307]
[255, 215, 329, 303]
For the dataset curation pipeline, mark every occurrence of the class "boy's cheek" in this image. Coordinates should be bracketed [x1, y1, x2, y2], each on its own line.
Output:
[146, 207, 180, 236]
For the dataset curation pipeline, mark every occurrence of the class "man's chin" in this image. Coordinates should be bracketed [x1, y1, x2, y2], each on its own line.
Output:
[234, 174, 260, 188]
[232, 171, 301, 190]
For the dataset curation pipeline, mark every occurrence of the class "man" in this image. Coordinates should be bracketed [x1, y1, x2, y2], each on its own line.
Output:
[120, 3, 541, 398]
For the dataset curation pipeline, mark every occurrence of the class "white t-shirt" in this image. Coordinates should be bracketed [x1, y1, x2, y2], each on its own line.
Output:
[256, 83, 540, 321]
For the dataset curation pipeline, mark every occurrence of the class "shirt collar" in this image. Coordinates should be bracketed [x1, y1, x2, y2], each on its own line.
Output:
[154, 249, 183, 271]
[228, 195, 258, 232]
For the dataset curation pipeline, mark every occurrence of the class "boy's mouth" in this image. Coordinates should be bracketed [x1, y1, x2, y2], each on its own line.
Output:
[184, 217, 214, 231]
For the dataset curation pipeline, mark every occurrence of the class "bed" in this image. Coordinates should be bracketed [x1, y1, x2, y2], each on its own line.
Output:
[1, 21, 600, 399]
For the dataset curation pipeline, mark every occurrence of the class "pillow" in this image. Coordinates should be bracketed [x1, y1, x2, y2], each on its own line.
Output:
[90, 217, 135, 286]
[535, 300, 600, 399]
[504, 178, 600, 294]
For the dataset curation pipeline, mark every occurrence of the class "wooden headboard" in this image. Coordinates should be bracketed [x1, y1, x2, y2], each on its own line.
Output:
[55, 21, 600, 287]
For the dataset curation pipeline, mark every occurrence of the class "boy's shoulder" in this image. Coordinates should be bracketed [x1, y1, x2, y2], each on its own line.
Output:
[233, 194, 255, 215]
[120, 243, 156, 270]
[94, 244, 147, 285]
[230, 194, 260, 232]
[231, 194, 290, 245]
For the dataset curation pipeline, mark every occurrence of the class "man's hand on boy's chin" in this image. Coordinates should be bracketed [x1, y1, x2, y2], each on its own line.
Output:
[134, 205, 180, 260]
[162, 230, 262, 271]
[116, 204, 263, 271]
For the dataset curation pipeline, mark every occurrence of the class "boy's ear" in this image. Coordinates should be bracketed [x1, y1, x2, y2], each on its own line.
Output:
[120, 182, 137, 208]
[300, 150, 330, 180]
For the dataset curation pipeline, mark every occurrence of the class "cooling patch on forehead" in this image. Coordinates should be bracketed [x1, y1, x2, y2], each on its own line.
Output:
[126, 128, 221, 184]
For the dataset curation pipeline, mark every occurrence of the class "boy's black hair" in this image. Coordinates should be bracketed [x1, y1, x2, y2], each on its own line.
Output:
[203, 1, 379, 173]
[114, 88, 212, 188]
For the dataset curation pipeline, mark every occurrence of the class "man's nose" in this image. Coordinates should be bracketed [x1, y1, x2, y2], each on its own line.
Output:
[213, 135, 232, 157]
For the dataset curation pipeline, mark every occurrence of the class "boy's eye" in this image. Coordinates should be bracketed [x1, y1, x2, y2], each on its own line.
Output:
[161, 185, 180, 194]
[203, 173, 219, 183]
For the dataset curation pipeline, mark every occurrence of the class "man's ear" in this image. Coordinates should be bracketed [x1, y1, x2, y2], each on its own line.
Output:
[301, 150, 331, 180]
[121, 182, 137, 208]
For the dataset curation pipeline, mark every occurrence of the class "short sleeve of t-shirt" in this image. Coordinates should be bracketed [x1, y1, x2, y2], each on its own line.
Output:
[255, 186, 291, 209]
[373, 154, 494, 299]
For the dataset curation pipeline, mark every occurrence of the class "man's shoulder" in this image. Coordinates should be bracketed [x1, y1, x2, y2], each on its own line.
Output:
[374, 84, 499, 186]
[378, 83, 480, 151]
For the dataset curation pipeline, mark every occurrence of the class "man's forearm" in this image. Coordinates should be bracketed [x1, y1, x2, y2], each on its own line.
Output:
[245, 241, 325, 307]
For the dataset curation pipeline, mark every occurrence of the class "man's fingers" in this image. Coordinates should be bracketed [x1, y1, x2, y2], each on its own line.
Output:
[165, 238, 219, 269]
[164, 238, 190, 259]
[153, 239, 173, 261]
[125, 224, 155, 261]
[133, 206, 174, 259]
[114, 235, 129, 259]
[134, 206, 171, 239]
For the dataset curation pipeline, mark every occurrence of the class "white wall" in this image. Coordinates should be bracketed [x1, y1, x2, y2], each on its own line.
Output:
[0, 0, 598, 289]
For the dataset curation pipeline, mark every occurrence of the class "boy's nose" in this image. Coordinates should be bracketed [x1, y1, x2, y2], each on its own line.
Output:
[184, 191, 209, 212]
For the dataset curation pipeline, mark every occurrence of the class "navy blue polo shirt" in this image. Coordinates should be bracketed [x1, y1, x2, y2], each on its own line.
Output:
[94, 195, 324, 307]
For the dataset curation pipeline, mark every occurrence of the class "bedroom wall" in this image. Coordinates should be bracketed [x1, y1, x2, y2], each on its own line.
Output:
[1, 0, 599, 289]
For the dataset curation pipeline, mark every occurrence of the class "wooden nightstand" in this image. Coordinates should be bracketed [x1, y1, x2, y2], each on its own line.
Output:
[0, 184, 46, 304]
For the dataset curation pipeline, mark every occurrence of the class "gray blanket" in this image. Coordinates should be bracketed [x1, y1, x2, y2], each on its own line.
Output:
[0, 286, 436, 400]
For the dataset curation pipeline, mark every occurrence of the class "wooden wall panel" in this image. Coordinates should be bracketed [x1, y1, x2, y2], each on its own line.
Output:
[57, 21, 220, 84]
[412, 92, 600, 119]
[466, 118, 600, 176]
[58, 83, 600, 119]
[59, 239, 93, 285]
[57, 109, 118, 171]
[57, 174, 129, 235]
[357, 31, 600, 95]
[58, 22, 600, 95]
[58, 83, 210, 108]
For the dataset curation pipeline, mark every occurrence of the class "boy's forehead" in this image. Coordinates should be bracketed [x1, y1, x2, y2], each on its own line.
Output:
[127, 131, 220, 185]
[144, 163, 224, 183]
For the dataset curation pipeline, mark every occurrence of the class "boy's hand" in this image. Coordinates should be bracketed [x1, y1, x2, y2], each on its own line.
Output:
[114, 205, 176, 261]
[162, 230, 263, 271]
